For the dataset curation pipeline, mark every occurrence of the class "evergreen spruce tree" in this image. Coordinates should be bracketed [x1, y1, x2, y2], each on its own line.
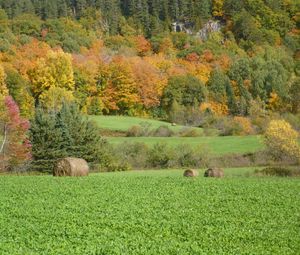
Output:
[75, 0, 87, 18]
[43, 0, 58, 19]
[29, 108, 66, 173]
[30, 103, 110, 173]
[57, 0, 68, 17]
[197, 0, 212, 20]
[56, 103, 106, 163]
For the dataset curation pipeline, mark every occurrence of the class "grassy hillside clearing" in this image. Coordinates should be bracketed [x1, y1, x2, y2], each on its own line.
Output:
[91, 116, 264, 155]
[1, 169, 299, 255]
[107, 135, 263, 155]
[90, 115, 201, 132]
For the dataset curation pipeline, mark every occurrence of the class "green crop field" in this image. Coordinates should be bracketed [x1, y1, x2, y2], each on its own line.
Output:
[107, 135, 263, 155]
[1, 169, 299, 255]
[90, 115, 201, 132]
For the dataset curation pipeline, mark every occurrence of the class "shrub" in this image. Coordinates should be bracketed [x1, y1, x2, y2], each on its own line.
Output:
[147, 143, 175, 168]
[153, 125, 174, 137]
[215, 117, 241, 136]
[255, 167, 300, 177]
[232, 116, 254, 135]
[264, 120, 300, 163]
[126, 125, 143, 137]
[174, 144, 210, 168]
[139, 122, 153, 136]
[114, 142, 149, 169]
[179, 127, 203, 137]
[106, 162, 131, 172]
[126, 122, 153, 137]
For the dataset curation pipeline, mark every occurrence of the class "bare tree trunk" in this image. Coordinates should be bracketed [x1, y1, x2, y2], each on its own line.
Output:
[0, 123, 8, 171]
[0, 124, 7, 154]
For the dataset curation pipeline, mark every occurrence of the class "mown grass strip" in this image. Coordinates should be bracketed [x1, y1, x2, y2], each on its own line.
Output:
[107, 135, 263, 155]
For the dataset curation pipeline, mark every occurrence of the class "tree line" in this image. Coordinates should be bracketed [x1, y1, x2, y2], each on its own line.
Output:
[0, 0, 298, 38]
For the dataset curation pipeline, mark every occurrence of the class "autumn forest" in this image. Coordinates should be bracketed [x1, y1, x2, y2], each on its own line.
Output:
[0, 0, 300, 171]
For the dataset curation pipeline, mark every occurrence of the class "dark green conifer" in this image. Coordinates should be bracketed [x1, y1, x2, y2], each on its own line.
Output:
[29, 104, 109, 173]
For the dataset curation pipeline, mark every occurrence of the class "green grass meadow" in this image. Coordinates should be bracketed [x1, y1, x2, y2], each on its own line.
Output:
[1, 169, 299, 255]
[90, 115, 200, 133]
[108, 135, 263, 155]
[91, 115, 264, 155]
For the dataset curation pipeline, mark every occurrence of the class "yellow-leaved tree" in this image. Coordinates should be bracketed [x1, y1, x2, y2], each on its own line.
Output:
[264, 120, 300, 163]
[0, 64, 8, 97]
[28, 50, 75, 102]
[39, 87, 75, 112]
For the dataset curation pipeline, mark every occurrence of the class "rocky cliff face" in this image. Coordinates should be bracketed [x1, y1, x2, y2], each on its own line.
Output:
[172, 22, 193, 34]
[197, 20, 222, 40]
[172, 20, 222, 40]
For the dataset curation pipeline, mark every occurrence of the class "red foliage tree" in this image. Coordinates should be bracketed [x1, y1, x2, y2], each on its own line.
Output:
[0, 96, 31, 171]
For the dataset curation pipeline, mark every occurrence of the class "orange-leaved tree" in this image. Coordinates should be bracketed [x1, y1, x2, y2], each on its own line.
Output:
[97, 58, 140, 115]
[130, 58, 167, 109]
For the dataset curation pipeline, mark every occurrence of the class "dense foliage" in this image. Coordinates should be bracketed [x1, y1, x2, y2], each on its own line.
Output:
[1, 171, 300, 254]
[0, 1, 299, 119]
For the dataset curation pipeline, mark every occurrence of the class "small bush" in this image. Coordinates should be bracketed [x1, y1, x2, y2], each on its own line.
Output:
[174, 144, 210, 168]
[255, 167, 300, 177]
[216, 117, 245, 136]
[139, 122, 153, 136]
[126, 122, 153, 137]
[126, 125, 143, 137]
[114, 142, 149, 169]
[106, 162, 131, 172]
[153, 125, 174, 137]
[179, 127, 203, 137]
[232, 117, 254, 135]
[147, 143, 175, 168]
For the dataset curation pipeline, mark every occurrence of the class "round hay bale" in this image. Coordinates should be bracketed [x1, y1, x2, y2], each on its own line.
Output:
[183, 169, 199, 177]
[204, 168, 224, 178]
[54, 157, 89, 177]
